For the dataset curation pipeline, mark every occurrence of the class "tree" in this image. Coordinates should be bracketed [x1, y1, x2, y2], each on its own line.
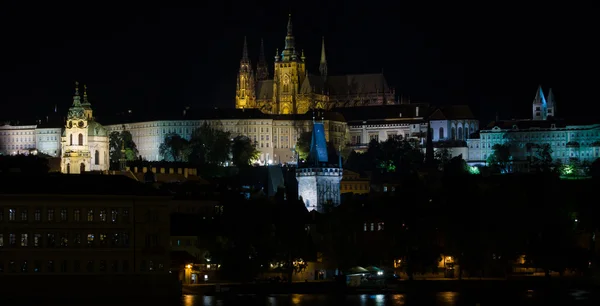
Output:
[231, 136, 260, 167]
[532, 143, 553, 172]
[434, 148, 451, 169]
[487, 143, 511, 173]
[159, 133, 190, 162]
[443, 154, 469, 177]
[109, 131, 139, 163]
[188, 123, 231, 165]
[295, 131, 312, 161]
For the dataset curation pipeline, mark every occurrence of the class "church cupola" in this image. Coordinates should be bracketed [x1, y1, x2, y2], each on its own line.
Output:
[67, 81, 86, 120]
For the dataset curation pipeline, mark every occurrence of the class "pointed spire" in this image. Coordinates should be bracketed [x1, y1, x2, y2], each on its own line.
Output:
[282, 14, 296, 60]
[319, 36, 328, 77]
[82, 84, 91, 106]
[287, 14, 293, 35]
[548, 87, 556, 116]
[242, 36, 249, 62]
[257, 38, 269, 80]
[533, 85, 546, 105]
[72, 81, 81, 106]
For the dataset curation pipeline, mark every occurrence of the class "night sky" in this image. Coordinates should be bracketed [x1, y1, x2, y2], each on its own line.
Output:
[1, 3, 596, 124]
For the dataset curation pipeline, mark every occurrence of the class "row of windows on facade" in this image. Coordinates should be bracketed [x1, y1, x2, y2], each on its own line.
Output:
[341, 183, 369, 191]
[0, 232, 130, 248]
[0, 208, 129, 223]
[364, 222, 385, 231]
[0, 260, 164, 273]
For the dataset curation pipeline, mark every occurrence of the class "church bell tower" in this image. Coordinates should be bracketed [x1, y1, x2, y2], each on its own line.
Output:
[61, 81, 92, 174]
[235, 36, 256, 109]
[273, 14, 306, 114]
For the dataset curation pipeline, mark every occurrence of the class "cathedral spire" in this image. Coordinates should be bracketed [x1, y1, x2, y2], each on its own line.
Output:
[256, 38, 269, 80]
[241, 36, 249, 63]
[319, 36, 328, 77]
[282, 14, 296, 61]
[547, 88, 556, 110]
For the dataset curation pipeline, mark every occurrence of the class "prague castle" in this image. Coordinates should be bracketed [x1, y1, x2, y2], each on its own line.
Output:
[236, 14, 396, 115]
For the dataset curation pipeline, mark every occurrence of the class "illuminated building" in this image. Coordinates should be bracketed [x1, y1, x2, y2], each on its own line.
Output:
[296, 120, 342, 212]
[236, 14, 397, 115]
[467, 86, 600, 168]
[104, 109, 347, 164]
[60, 82, 110, 173]
[340, 170, 370, 195]
[0, 174, 176, 298]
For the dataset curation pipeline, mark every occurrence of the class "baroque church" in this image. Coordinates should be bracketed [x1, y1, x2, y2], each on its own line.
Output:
[60, 82, 110, 174]
[236, 14, 397, 115]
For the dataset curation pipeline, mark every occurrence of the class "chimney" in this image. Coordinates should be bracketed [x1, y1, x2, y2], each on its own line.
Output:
[416, 106, 420, 117]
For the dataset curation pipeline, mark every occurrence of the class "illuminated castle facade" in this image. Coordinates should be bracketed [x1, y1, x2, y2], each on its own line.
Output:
[467, 86, 600, 167]
[236, 15, 396, 115]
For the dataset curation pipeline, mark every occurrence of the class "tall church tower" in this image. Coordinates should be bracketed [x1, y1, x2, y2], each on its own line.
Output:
[61, 81, 92, 174]
[296, 119, 342, 213]
[273, 14, 306, 114]
[256, 39, 269, 81]
[319, 36, 328, 78]
[532, 85, 554, 120]
[235, 36, 256, 109]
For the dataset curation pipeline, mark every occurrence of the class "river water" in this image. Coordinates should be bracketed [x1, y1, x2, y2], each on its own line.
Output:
[179, 290, 596, 305]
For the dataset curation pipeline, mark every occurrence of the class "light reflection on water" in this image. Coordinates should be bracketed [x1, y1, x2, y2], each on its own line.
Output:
[180, 290, 591, 306]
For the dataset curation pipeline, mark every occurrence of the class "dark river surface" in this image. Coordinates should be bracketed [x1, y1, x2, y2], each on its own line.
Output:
[175, 290, 596, 305]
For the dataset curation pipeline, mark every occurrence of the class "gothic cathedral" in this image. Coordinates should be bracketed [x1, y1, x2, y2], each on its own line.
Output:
[60, 82, 110, 174]
[236, 14, 397, 115]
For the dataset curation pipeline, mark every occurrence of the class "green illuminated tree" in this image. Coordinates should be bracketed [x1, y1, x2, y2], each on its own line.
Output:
[295, 131, 312, 161]
[158, 133, 190, 162]
[109, 130, 139, 163]
[487, 143, 511, 173]
[188, 123, 231, 165]
[231, 135, 260, 167]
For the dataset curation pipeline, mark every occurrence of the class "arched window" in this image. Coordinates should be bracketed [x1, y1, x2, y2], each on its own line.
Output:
[66, 163, 70, 174]
[69, 134, 73, 145]
[465, 128, 469, 140]
[451, 127, 456, 140]
[95, 150, 100, 165]
[80, 163, 85, 173]
[78, 133, 83, 146]
[439, 127, 445, 140]
[458, 127, 463, 140]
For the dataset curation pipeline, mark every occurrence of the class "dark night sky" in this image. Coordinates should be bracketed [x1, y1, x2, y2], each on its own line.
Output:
[0, 2, 597, 124]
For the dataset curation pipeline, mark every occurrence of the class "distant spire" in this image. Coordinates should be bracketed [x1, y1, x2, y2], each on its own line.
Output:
[82, 84, 91, 106]
[72, 81, 81, 106]
[242, 36, 249, 62]
[282, 14, 296, 61]
[533, 85, 546, 106]
[257, 38, 269, 80]
[547, 88, 556, 111]
[319, 36, 328, 77]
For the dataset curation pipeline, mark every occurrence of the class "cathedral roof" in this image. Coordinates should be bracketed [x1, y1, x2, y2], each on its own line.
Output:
[325, 74, 390, 95]
[256, 80, 274, 99]
[428, 105, 476, 120]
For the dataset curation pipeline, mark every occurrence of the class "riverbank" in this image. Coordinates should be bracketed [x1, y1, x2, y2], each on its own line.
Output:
[184, 277, 597, 296]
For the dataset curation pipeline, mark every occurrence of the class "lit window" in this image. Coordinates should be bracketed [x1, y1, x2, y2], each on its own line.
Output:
[99, 210, 106, 222]
[9, 233, 16, 246]
[20, 209, 27, 221]
[99, 234, 107, 245]
[20, 234, 28, 247]
[0, 234, 3, 247]
[74, 209, 80, 222]
[47, 233, 55, 247]
[34, 209, 41, 221]
[61, 234, 68, 247]
[87, 209, 94, 222]
[378, 222, 385, 231]
[87, 234, 94, 246]
[60, 209, 67, 221]
[8, 209, 15, 221]
[34, 234, 41, 247]
[111, 209, 118, 223]
[47, 209, 54, 221]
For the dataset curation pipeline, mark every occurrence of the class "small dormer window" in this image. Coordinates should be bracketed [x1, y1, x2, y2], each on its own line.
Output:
[398, 113, 402, 117]
[512, 125, 518, 130]
[551, 124, 556, 129]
